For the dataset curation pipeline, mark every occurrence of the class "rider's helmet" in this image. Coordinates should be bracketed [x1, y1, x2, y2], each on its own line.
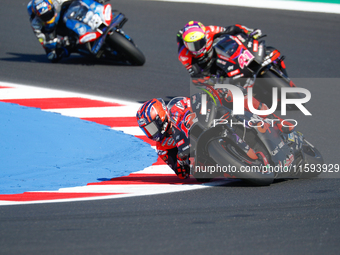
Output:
[136, 98, 170, 142]
[182, 21, 207, 57]
[32, 0, 56, 25]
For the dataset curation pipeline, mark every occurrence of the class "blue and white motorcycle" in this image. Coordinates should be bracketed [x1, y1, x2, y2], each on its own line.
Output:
[59, 0, 145, 65]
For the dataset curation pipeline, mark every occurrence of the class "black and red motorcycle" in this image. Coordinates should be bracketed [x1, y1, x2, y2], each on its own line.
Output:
[212, 33, 303, 107]
[186, 92, 323, 186]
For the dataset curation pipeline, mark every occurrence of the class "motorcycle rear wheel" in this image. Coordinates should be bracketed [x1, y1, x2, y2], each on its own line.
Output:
[207, 139, 275, 186]
[106, 32, 145, 66]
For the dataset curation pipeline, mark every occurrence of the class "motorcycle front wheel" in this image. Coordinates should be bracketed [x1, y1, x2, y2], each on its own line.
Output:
[254, 69, 304, 110]
[207, 138, 275, 186]
[106, 32, 145, 66]
[300, 139, 324, 178]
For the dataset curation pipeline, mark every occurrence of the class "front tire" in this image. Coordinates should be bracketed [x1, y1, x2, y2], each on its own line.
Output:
[106, 32, 145, 66]
[207, 139, 274, 186]
[300, 139, 324, 178]
[254, 69, 303, 110]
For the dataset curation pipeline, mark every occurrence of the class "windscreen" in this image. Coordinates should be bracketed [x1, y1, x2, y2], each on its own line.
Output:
[215, 35, 239, 58]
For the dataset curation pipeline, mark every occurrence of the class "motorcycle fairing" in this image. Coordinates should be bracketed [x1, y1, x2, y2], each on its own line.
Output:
[214, 34, 267, 78]
[63, 0, 113, 44]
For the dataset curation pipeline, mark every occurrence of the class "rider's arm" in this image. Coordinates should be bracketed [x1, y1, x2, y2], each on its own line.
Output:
[166, 97, 193, 179]
[28, 1, 50, 52]
[225, 24, 263, 40]
[178, 46, 204, 78]
[30, 17, 54, 49]
[28, 0, 71, 62]
[172, 127, 191, 179]
[157, 138, 190, 179]
[157, 147, 178, 171]
[177, 28, 206, 78]
[30, 16, 71, 62]
[224, 24, 252, 35]
[204, 24, 246, 41]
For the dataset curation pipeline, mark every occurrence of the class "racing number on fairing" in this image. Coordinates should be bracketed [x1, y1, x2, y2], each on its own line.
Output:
[238, 50, 254, 69]
[180, 112, 197, 138]
[83, 11, 102, 30]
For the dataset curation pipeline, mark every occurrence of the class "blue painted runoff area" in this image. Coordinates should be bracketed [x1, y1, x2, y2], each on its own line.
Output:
[0, 102, 157, 194]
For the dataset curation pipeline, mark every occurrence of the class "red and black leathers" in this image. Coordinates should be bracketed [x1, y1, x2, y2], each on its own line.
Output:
[177, 24, 288, 79]
[156, 94, 267, 179]
[154, 93, 294, 180]
[156, 97, 192, 179]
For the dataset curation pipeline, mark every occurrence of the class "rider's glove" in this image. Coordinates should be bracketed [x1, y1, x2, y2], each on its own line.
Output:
[46, 37, 70, 51]
[176, 163, 190, 179]
[47, 50, 58, 61]
[60, 36, 70, 47]
[47, 49, 65, 63]
[248, 29, 262, 40]
[176, 155, 190, 179]
[46, 47, 69, 63]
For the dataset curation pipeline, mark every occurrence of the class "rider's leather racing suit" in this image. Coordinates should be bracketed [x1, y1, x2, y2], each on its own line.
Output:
[177, 24, 288, 79]
[27, 0, 75, 62]
[157, 94, 266, 180]
[156, 97, 192, 179]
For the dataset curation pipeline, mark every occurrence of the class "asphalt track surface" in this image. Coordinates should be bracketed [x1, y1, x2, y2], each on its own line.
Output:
[1, 0, 340, 254]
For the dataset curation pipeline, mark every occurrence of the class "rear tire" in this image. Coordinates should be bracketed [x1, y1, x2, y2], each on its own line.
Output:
[207, 139, 274, 186]
[106, 32, 145, 66]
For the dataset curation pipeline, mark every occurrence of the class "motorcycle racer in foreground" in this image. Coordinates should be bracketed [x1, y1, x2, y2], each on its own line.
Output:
[136, 94, 284, 180]
[136, 98, 192, 179]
